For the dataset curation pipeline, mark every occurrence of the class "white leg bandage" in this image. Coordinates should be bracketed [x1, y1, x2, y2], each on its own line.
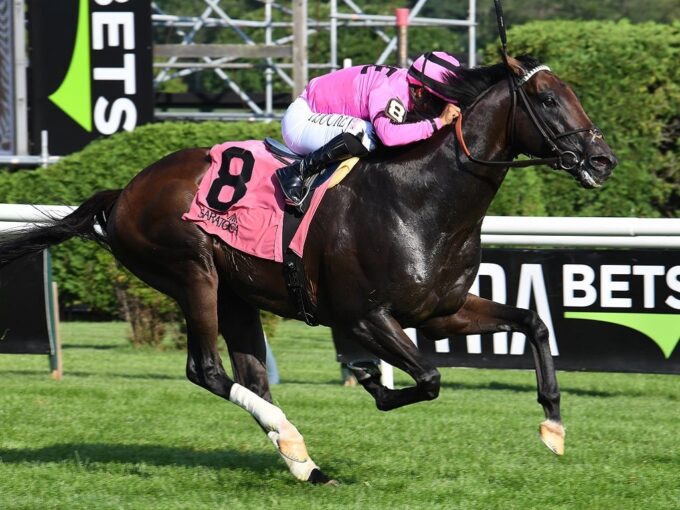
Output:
[229, 383, 319, 481]
[229, 383, 285, 430]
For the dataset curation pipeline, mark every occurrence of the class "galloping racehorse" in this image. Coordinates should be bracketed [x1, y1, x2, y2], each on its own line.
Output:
[0, 55, 616, 483]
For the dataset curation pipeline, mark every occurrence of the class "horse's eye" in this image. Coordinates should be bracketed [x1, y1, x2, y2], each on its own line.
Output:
[542, 96, 557, 107]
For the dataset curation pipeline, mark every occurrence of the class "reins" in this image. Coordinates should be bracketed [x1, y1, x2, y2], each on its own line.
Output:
[453, 0, 596, 171]
[454, 113, 564, 168]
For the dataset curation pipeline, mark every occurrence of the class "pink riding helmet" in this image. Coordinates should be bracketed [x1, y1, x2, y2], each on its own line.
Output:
[407, 51, 460, 103]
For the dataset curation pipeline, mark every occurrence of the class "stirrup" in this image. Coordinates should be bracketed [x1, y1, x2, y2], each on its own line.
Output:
[347, 360, 382, 382]
[284, 174, 318, 212]
[276, 166, 305, 206]
[282, 188, 304, 207]
[281, 184, 305, 208]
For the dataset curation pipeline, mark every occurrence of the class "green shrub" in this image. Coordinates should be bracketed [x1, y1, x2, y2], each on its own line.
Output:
[0, 121, 282, 344]
[487, 20, 679, 218]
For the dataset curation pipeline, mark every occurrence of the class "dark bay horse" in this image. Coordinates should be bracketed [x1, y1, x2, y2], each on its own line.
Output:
[0, 55, 616, 483]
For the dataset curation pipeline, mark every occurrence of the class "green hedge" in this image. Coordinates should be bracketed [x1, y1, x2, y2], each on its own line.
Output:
[487, 20, 679, 218]
[0, 121, 280, 318]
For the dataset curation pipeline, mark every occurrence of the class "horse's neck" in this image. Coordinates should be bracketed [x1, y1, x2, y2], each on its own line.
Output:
[456, 84, 515, 181]
[423, 86, 513, 229]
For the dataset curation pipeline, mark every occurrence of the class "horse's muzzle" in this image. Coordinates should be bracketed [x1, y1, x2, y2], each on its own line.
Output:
[577, 151, 617, 189]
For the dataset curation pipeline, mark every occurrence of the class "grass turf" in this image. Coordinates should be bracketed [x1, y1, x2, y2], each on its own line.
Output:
[0, 321, 678, 509]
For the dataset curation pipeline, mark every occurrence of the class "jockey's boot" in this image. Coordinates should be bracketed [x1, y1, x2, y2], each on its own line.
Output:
[275, 132, 368, 207]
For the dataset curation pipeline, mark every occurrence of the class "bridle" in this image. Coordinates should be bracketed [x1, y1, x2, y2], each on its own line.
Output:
[454, 69, 600, 170]
[454, 0, 601, 172]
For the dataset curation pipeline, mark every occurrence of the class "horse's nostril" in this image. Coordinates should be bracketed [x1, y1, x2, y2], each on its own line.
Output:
[589, 154, 616, 171]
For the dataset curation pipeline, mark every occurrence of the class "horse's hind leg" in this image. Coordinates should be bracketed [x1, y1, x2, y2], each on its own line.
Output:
[343, 309, 441, 411]
[217, 286, 271, 402]
[180, 270, 232, 399]
[419, 293, 565, 455]
[214, 286, 332, 484]
[111, 209, 329, 483]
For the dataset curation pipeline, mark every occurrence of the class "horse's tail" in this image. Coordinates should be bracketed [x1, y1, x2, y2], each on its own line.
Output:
[0, 189, 122, 268]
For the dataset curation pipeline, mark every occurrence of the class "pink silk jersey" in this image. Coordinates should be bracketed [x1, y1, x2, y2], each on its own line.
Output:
[301, 65, 443, 147]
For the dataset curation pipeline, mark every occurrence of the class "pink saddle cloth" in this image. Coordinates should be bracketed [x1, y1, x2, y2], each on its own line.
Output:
[182, 140, 331, 262]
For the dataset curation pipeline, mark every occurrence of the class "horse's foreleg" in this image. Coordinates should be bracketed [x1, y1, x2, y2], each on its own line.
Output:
[419, 293, 564, 455]
[346, 310, 441, 411]
[228, 383, 334, 484]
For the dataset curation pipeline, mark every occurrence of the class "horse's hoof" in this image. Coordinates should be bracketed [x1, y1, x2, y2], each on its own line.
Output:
[307, 467, 338, 486]
[539, 419, 565, 456]
[343, 375, 358, 387]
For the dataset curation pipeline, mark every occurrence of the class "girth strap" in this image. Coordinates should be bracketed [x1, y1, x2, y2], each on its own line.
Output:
[281, 203, 319, 326]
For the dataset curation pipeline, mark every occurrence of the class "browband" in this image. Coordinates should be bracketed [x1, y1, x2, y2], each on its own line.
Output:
[517, 64, 551, 86]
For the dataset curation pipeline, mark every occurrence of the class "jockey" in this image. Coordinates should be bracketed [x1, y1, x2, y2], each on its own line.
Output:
[275, 51, 462, 207]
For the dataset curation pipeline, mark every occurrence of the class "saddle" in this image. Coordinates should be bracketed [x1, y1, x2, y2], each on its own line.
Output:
[184, 138, 359, 327]
[264, 137, 300, 160]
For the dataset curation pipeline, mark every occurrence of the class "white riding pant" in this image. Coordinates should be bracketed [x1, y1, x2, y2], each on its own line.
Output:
[281, 97, 377, 155]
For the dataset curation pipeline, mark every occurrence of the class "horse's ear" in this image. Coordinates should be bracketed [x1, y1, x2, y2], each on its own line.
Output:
[506, 56, 525, 78]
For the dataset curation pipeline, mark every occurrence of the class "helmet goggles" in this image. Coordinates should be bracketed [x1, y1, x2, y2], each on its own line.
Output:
[407, 51, 460, 103]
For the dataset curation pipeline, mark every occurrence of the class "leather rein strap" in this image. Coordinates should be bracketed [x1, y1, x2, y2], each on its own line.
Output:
[455, 110, 565, 169]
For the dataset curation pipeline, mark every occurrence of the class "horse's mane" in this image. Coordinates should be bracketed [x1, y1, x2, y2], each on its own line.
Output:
[388, 54, 543, 155]
[439, 54, 542, 109]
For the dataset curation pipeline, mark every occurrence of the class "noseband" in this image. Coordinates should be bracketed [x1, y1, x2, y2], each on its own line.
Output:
[455, 64, 600, 171]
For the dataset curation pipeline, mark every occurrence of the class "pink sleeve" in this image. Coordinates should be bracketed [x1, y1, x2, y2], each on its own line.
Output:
[368, 85, 441, 147]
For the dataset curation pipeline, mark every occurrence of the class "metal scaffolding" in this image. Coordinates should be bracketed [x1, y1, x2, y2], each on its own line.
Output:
[153, 0, 477, 122]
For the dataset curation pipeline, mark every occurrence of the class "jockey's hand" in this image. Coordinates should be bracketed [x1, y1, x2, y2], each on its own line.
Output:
[439, 103, 461, 126]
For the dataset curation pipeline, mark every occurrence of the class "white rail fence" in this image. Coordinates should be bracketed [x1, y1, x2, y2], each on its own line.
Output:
[0, 204, 75, 234]
[2, 204, 680, 247]
[480, 216, 680, 248]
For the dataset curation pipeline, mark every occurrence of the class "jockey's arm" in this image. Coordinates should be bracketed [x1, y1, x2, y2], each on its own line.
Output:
[371, 112, 442, 147]
[368, 85, 456, 147]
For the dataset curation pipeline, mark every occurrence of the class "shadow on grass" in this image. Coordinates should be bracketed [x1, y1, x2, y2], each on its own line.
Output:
[447, 380, 680, 399]
[0, 443, 278, 473]
[284, 378, 630, 398]
[63, 344, 121, 351]
[438, 380, 660, 398]
[2, 372, 665, 400]
[0, 370, 185, 381]
[67, 371, 185, 381]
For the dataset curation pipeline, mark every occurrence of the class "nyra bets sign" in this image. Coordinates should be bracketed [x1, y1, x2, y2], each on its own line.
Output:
[29, 0, 152, 155]
[417, 249, 680, 374]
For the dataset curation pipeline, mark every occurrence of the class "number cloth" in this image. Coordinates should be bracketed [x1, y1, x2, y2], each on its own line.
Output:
[182, 141, 335, 262]
[282, 65, 446, 154]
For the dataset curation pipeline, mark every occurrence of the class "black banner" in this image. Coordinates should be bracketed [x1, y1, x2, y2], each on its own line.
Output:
[28, 0, 153, 155]
[334, 249, 680, 374]
[0, 251, 55, 355]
